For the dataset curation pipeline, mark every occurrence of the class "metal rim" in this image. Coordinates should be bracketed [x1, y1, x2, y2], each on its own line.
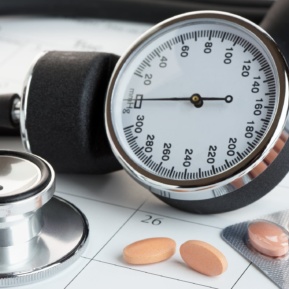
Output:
[0, 150, 52, 202]
[0, 150, 55, 216]
[20, 51, 47, 153]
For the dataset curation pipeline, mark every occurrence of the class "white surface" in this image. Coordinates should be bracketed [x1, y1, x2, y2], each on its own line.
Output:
[0, 17, 287, 289]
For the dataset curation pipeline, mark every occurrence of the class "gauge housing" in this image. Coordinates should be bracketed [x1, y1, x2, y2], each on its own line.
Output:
[106, 11, 289, 213]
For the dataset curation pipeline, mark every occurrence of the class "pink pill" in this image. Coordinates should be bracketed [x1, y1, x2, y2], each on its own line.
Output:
[248, 220, 289, 257]
[180, 240, 228, 276]
[123, 237, 176, 265]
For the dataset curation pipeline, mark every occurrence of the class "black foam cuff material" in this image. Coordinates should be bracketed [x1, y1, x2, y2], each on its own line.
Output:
[26, 51, 122, 174]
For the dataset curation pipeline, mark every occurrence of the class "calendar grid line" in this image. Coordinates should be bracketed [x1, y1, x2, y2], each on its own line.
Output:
[92, 260, 220, 289]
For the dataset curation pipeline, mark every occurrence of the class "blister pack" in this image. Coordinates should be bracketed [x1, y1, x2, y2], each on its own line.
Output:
[222, 210, 289, 289]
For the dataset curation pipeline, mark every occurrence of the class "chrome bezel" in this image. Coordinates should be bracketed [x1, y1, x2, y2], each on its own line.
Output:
[0, 150, 55, 217]
[105, 11, 289, 201]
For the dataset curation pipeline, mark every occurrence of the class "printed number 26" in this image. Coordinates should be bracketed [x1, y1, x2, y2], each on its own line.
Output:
[141, 215, 162, 225]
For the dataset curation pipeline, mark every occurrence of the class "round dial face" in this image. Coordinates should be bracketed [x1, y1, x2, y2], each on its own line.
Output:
[106, 12, 287, 189]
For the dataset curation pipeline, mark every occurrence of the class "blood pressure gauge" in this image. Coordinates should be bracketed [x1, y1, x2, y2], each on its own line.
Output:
[105, 11, 289, 213]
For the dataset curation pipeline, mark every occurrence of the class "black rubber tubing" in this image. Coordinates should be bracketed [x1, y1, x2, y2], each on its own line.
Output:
[0, 93, 20, 132]
[260, 0, 289, 66]
[0, 0, 271, 25]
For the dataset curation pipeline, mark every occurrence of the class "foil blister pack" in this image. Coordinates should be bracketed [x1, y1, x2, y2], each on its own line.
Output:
[222, 210, 289, 289]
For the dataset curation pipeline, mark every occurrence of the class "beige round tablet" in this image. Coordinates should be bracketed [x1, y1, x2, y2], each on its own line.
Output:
[180, 240, 228, 276]
[248, 220, 289, 257]
[123, 237, 176, 265]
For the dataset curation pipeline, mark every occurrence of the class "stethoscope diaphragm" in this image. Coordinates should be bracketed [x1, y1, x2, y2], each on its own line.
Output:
[0, 150, 89, 286]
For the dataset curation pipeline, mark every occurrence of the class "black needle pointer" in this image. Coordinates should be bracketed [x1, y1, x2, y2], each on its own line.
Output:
[127, 94, 233, 108]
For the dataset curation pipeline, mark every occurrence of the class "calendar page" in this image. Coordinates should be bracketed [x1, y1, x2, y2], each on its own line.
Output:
[1, 17, 288, 289]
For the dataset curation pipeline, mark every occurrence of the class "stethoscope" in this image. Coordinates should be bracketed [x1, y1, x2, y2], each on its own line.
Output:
[0, 0, 288, 285]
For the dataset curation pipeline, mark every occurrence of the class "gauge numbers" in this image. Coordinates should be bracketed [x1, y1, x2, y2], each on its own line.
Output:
[107, 12, 285, 188]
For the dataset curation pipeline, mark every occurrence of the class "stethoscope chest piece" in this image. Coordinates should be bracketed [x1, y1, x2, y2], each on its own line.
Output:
[0, 151, 89, 286]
